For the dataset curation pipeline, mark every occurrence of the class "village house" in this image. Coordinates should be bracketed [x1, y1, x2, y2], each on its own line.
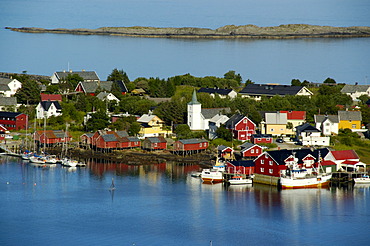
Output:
[96, 91, 120, 103]
[239, 84, 313, 100]
[329, 150, 365, 172]
[250, 134, 273, 144]
[225, 160, 254, 176]
[239, 142, 263, 159]
[224, 114, 256, 141]
[296, 123, 330, 146]
[40, 93, 62, 102]
[75, 80, 127, 96]
[208, 114, 229, 140]
[137, 114, 172, 139]
[0, 97, 18, 111]
[142, 136, 167, 151]
[173, 138, 208, 155]
[90, 130, 129, 147]
[51, 70, 100, 84]
[340, 84, 370, 101]
[217, 145, 233, 159]
[187, 90, 230, 131]
[253, 148, 332, 186]
[36, 100, 62, 119]
[260, 112, 288, 136]
[0, 111, 28, 130]
[34, 130, 72, 147]
[338, 110, 362, 131]
[197, 87, 237, 99]
[280, 110, 306, 135]
[0, 77, 22, 97]
[314, 114, 339, 136]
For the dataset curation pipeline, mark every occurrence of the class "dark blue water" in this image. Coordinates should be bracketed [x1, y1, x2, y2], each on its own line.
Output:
[0, 0, 370, 83]
[1, 156, 369, 245]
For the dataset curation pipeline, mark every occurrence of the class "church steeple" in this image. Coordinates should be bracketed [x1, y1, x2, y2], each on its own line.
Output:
[188, 89, 200, 105]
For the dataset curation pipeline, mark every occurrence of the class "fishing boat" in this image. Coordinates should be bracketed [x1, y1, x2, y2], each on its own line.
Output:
[228, 175, 252, 185]
[354, 174, 370, 184]
[201, 169, 224, 183]
[279, 152, 332, 189]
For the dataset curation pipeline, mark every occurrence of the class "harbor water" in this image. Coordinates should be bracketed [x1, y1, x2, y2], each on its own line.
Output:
[1, 156, 369, 245]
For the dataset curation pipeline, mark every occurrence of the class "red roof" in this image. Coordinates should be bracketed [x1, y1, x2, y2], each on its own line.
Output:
[331, 150, 359, 160]
[342, 160, 360, 165]
[41, 94, 62, 102]
[321, 160, 336, 166]
[280, 111, 306, 120]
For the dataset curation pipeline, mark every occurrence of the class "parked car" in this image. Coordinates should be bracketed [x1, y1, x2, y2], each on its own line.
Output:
[276, 138, 284, 143]
[295, 141, 302, 145]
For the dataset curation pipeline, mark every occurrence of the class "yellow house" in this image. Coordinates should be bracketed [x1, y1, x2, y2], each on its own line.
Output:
[260, 112, 289, 136]
[338, 111, 362, 130]
[137, 114, 172, 139]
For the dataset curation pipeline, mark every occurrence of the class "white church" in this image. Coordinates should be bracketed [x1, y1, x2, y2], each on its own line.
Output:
[187, 90, 230, 132]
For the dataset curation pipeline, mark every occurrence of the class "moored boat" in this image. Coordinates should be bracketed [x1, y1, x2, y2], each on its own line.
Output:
[354, 175, 370, 184]
[201, 169, 224, 183]
[280, 172, 332, 189]
[228, 176, 252, 185]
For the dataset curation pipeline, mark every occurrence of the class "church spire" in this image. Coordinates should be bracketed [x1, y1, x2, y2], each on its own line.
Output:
[188, 89, 200, 105]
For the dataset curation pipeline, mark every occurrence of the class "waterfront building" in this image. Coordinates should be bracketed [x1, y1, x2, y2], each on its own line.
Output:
[224, 114, 256, 141]
[173, 138, 208, 155]
[142, 136, 167, 151]
[34, 130, 72, 147]
[0, 111, 28, 130]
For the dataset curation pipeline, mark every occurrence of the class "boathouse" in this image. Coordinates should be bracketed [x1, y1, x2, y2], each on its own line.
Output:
[250, 134, 273, 144]
[120, 136, 141, 149]
[142, 136, 167, 151]
[217, 145, 233, 159]
[240, 142, 263, 159]
[34, 130, 72, 147]
[173, 138, 208, 155]
[226, 160, 254, 176]
[0, 112, 28, 130]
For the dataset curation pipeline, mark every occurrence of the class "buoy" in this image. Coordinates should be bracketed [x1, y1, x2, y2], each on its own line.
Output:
[34, 183, 37, 186]
[6, 182, 9, 184]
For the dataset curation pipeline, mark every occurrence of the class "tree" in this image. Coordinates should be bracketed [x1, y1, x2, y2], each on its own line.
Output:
[107, 68, 130, 83]
[14, 76, 41, 104]
[216, 125, 233, 141]
[323, 77, 336, 84]
[85, 111, 110, 132]
[174, 124, 191, 139]
[291, 79, 301, 86]
[128, 122, 141, 136]
[224, 70, 242, 85]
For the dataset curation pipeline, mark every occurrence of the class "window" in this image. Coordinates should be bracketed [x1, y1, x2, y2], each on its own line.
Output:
[255, 149, 259, 153]
[352, 124, 356, 128]
[269, 169, 273, 174]
[270, 129, 274, 132]
[251, 149, 254, 154]
[269, 161, 273, 165]
[199, 143, 202, 147]
[261, 168, 264, 172]
[261, 160, 264, 164]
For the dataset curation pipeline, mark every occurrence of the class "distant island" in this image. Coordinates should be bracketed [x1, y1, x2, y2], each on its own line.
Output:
[6, 24, 370, 39]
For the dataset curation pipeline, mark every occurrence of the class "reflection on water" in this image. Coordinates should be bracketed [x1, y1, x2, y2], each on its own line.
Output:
[1, 157, 370, 245]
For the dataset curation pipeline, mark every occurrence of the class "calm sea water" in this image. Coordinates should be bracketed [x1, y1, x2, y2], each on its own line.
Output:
[0, 156, 369, 246]
[0, 0, 370, 83]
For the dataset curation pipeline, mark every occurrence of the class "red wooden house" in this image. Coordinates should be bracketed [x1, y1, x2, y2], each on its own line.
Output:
[226, 160, 254, 176]
[225, 114, 256, 141]
[80, 133, 94, 145]
[254, 148, 331, 179]
[120, 136, 141, 149]
[0, 112, 28, 130]
[41, 93, 62, 102]
[251, 134, 273, 144]
[217, 145, 233, 159]
[142, 136, 167, 150]
[91, 130, 128, 147]
[34, 130, 72, 146]
[173, 138, 208, 155]
[239, 142, 263, 158]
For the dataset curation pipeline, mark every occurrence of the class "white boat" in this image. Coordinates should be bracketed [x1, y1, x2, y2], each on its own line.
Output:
[29, 155, 46, 164]
[279, 152, 332, 189]
[354, 175, 370, 184]
[44, 155, 59, 164]
[62, 158, 78, 167]
[201, 169, 224, 183]
[228, 176, 253, 185]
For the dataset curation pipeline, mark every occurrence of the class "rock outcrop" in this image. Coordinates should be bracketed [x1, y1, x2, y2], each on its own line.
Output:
[6, 24, 370, 39]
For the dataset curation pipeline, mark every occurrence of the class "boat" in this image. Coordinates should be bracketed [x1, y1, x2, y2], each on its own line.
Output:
[279, 152, 332, 189]
[44, 155, 59, 164]
[61, 158, 78, 167]
[228, 175, 252, 185]
[201, 169, 224, 183]
[190, 171, 202, 177]
[354, 175, 370, 184]
[29, 155, 47, 164]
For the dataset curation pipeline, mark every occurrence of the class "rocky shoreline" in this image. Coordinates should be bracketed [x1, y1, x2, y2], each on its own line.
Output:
[6, 24, 370, 39]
